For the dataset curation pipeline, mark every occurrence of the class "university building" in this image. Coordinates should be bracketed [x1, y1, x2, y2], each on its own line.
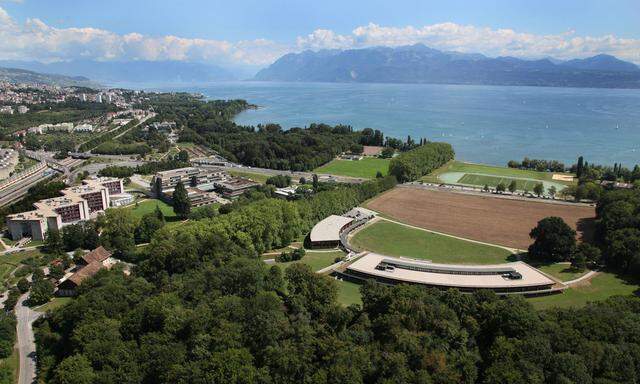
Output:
[6, 177, 128, 241]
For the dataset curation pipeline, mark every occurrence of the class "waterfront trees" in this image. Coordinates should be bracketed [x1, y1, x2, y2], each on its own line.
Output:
[388, 141, 455, 182]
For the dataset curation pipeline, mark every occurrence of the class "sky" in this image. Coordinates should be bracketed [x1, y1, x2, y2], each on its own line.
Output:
[0, 0, 639, 69]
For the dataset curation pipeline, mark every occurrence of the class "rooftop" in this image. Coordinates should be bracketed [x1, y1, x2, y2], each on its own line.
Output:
[347, 253, 555, 289]
[310, 215, 354, 243]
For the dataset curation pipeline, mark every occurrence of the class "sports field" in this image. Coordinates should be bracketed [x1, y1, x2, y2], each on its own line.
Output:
[366, 187, 595, 249]
[351, 220, 512, 264]
[423, 160, 574, 193]
[314, 157, 390, 179]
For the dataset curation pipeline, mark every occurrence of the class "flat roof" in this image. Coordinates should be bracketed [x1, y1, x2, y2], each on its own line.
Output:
[310, 215, 353, 243]
[346, 253, 555, 289]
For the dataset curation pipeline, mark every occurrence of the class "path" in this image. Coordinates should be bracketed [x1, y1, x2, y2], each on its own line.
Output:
[15, 293, 42, 384]
[375, 216, 522, 255]
[563, 270, 599, 286]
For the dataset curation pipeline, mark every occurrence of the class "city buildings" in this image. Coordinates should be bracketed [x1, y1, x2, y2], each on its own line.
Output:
[5, 177, 127, 241]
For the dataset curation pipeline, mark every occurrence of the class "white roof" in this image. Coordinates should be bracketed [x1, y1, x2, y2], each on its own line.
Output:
[347, 253, 555, 289]
[310, 215, 353, 243]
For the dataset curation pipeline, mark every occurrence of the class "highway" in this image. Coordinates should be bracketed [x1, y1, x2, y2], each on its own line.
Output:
[0, 167, 57, 208]
[219, 165, 367, 184]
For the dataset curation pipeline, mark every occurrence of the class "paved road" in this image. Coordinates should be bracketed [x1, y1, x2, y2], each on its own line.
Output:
[0, 169, 56, 208]
[15, 293, 42, 384]
[219, 165, 366, 184]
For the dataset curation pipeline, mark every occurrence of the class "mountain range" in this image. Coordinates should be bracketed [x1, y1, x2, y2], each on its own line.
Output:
[0, 66, 97, 87]
[254, 44, 640, 88]
[0, 60, 237, 85]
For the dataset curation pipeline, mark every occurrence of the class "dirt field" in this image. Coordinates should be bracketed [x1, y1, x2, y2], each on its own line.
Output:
[366, 187, 595, 249]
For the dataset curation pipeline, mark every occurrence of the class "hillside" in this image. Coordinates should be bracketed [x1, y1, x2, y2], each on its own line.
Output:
[254, 44, 640, 88]
[0, 67, 97, 87]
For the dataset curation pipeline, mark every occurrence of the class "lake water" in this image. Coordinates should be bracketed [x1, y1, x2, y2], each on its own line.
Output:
[144, 81, 640, 167]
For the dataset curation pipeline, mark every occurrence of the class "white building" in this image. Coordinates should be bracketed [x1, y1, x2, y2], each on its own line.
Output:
[17, 105, 28, 114]
[0, 106, 13, 114]
[74, 123, 93, 132]
[96, 93, 102, 103]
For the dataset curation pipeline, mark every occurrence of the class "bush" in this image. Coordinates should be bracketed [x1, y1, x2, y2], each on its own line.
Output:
[528, 217, 576, 262]
[16, 278, 30, 293]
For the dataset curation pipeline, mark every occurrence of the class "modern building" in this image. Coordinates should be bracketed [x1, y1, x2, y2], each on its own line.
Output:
[215, 178, 260, 198]
[74, 123, 93, 132]
[6, 177, 126, 241]
[309, 215, 354, 248]
[17, 105, 28, 114]
[343, 253, 557, 295]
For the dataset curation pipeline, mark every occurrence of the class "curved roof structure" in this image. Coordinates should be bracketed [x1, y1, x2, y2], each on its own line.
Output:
[310, 215, 353, 243]
[346, 253, 556, 291]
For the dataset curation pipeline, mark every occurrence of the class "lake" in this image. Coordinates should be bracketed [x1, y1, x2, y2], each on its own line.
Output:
[143, 81, 640, 167]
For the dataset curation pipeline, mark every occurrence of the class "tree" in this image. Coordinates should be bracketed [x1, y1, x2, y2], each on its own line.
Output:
[508, 180, 517, 193]
[606, 228, 640, 272]
[49, 264, 65, 280]
[380, 147, 395, 158]
[97, 209, 137, 258]
[312, 174, 319, 190]
[176, 150, 189, 163]
[576, 156, 584, 179]
[533, 182, 544, 197]
[571, 251, 587, 271]
[29, 279, 54, 306]
[135, 213, 165, 244]
[299, 177, 306, 184]
[72, 249, 85, 265]
[53, 354, 96, 384]
[548, 185, 557, 198]
[528, 217, 577, 262]
[483, 184, 490, 192]
[172, 181, 191, 218]
[16, 278, 30, 293]
[154, 204, 165, 224]
[375, 171, 383, 178]
[44, 229, 63, 254]
[496, 182, 506, 193]
[574, 243, 602, 266]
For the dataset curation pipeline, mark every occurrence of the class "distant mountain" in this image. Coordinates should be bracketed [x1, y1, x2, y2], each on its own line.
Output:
[254, 44, 640, 88]
[0, 60, 236, 84]
[0, 66, 96, 87]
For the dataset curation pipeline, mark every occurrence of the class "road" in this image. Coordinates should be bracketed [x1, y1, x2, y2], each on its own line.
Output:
[0, 168, 57, 208]
[15, 293, 42, 384]
[219, 165, 366, 184]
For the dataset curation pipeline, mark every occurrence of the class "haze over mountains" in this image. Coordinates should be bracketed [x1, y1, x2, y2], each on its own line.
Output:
[0, 60, 237, 85]
[254, 44, 640, 88]
[0, 66, 97, 87]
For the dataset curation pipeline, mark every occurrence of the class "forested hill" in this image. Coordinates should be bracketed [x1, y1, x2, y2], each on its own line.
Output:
[0, 66, 97, 87]
[254, 44, 640, 89]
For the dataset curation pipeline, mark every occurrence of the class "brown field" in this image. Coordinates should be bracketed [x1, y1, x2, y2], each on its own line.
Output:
[366, 187, 595, 249]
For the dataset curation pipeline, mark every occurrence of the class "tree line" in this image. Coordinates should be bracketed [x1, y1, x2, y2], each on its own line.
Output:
[388, 141, 455, 182]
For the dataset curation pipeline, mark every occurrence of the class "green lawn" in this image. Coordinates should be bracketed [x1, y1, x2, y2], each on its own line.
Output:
[335, 279, 363, 306]
[273, 250, 344, 272]
[314, 157, 390, 179]
[458, 174, 545, 192]
[35, 297, 72, 313]
[528, 272, 640, 310]
[126, 199, 177, 220]
[534, 263, 588, 282]
[228, 170, 270, 184]
[351, 220, 513, 264]
[0, 347, 18, 384]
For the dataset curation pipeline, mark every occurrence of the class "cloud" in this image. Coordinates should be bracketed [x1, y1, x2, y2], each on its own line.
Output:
[0, 6, 286, 66]
[0, 5, 638, 67]
[297, 22, 640, 64]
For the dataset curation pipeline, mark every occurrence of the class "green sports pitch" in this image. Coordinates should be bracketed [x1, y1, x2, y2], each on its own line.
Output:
[457, 174, 545, 191]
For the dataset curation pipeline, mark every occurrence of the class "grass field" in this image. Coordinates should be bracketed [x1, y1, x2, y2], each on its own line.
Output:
[351, 220, 513, 264]
[458, 174, 545, 192]
[228, 170, 270, 184]
[314, 157, 390, 179]
[35, 297, 72, 313]
[335, 279, 363, 306]
[424, 161, 576, 184]
[0, 250, 40, 283]
[274, 250, 344, 272]
[126, 199, 177, 220]
[534, 263, 588, 282]
[529, 272, 639, 310]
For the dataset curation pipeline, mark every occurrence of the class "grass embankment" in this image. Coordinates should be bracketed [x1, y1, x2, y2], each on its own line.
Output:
[534, 263, 588, 282]
[529, 272, 640, 310]
[273, 250, 344, 272]
[227, 170, 270, 184]
[351, 220, 512, 264]
[422, 160, 576, 190]
[0, 250, 41, 284]
[314, 157, 390, 179]
[127, 199, 177, 220]
[336, 280, 363, 306]
[35, 297, 72, 313]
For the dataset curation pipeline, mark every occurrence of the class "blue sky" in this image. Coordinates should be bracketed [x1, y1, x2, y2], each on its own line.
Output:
[0, 0, 639, 67]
